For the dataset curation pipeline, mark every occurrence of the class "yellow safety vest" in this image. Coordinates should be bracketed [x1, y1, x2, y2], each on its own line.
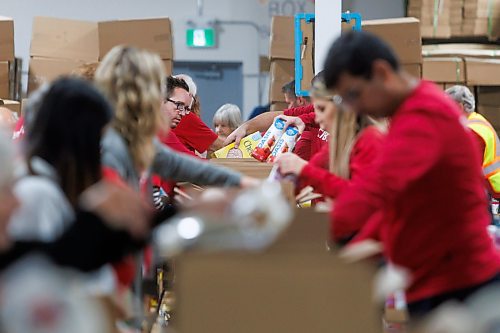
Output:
[467, 112, 500, 195]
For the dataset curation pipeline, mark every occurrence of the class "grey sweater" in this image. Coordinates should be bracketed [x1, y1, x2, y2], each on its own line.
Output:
[101, 128, 241, 189]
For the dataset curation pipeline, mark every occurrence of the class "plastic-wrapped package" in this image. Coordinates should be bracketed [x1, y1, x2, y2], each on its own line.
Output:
[154, 182, 292, 257]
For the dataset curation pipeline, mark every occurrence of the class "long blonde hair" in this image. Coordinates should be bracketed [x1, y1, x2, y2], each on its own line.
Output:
[329, 104, 387, 179]
[95, 46, 167, 172]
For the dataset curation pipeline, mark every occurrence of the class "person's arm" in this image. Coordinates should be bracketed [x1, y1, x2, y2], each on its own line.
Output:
[206, 136, 226, 156]
[224, 111, 283, 148]
[330, 112, 442, 241]
[152, 140, 243, 187]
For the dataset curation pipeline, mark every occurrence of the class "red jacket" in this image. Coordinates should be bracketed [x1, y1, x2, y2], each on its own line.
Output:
[331, 81, 500, 303]
[300, 126, 384, 198]
[173, 113, 218, 153]
[284, 104, 328, 161]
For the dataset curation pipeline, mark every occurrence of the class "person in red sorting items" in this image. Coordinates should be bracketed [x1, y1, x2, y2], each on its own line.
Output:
[323, 31, 500, 318]
[224, 76, 329, 162]
[167, 74, 225, 156]
[158, 76, 197, 157]
[274, 78, 385, 199]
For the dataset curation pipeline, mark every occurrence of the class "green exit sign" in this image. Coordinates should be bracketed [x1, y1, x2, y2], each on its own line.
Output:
[186, 28, 216, 48]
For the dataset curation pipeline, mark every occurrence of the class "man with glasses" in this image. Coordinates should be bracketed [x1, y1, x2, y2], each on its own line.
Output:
[161, 76, 224, 156]
[324, 31, 500, 318]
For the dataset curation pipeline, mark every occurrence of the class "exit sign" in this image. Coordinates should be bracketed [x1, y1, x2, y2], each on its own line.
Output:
[186, 28, 216, 48]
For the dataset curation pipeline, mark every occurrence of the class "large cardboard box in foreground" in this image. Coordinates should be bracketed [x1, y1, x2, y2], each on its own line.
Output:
[173, 210, 380, 333]
[269, 16, 295, 61]
[31, 16, 173, 62]
[362, 18, 422, 65]
[0, 16, 14, 61]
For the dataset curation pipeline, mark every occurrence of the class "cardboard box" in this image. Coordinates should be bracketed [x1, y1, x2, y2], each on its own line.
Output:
[362, 18, 422, 64]
[210, 158, 274, 179]
[28, 57, 86, 93]
[270, 102, 289, 111]
[466, 58, 500, 85]
[269, 16, 295, 60]
[214, 132, 262, 158]
[98, 18, 173, 60]
[163, 59, 173, 76]
[298, 18, 314, 94]
[31, 16, 173, 62]
[0, 99, 20, 115]
[0, 16, 14, 61]
[420, 25, 452, 38]
[173, 215, 379, 333]
[0, 61, 9, 99]
[422, 57, 466, 83]
[422, 43, 500, 58]
[269, 60, 294, 103]
[402, 63, 422, 78]
[478, 86, 500, 106]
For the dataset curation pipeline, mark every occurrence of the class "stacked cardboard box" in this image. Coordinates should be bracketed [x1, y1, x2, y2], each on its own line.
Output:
[422, 44, 500, 85]
[29, 16, 174, 93]
[407, 0, 500, 39]
[268, 16, 295, 110]
[362, 18, 423, 78]
[407, 0, 452, 38]
[463, 0, 500, 39]
[0, 16, 14, 99]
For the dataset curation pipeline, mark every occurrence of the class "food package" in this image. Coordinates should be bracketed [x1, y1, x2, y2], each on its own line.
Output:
[214, 132, 262, 158]
[268, 126, 300, 163]
[251, 118, 286, 162]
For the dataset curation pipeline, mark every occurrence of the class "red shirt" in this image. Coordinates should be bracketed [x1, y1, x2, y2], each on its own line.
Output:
[299, 126, 384, 198]
[173, 113, 218, 153]
[158, 130, 196, 157]
[331, 81, 500, 303]
[284, 104, 328, 161]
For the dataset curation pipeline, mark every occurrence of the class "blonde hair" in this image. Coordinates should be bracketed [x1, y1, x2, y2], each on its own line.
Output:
[73, 62, 99, 81]
[329, 103, 387, 179]
[95, 46, 167, 172]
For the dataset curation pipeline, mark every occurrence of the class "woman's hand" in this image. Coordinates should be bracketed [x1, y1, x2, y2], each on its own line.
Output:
[274, 153, 307, 176]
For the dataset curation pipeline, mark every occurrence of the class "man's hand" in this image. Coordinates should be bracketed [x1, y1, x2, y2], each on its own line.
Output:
[276, 115, 306, 134]
[240, 176, 261, 188]
[79, 181, 153, 239]
[274, 153, 307, 176]
[223, 124, 249, 149]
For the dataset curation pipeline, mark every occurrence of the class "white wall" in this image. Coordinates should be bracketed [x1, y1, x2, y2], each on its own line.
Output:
[0, 0, 314, 118]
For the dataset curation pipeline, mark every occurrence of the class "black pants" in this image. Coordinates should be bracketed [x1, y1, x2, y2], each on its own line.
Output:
[408, 273, 500, 318]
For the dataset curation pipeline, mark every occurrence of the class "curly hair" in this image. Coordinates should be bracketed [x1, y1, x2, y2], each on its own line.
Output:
[95, 46, 167, 172]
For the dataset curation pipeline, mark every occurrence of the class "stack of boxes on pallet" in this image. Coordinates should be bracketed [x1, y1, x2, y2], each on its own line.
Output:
[422, 44, 500, 130]
[268, 16, 295, 112]
[29, 17, 174, 93]
[362, 18, 423, 79]
[407, 0, 500, 39]
[407, 0, 452, 38]
[463, 0, 500, 38]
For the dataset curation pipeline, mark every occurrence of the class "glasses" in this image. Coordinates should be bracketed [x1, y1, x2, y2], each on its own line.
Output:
[166, 98, 191, 115]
